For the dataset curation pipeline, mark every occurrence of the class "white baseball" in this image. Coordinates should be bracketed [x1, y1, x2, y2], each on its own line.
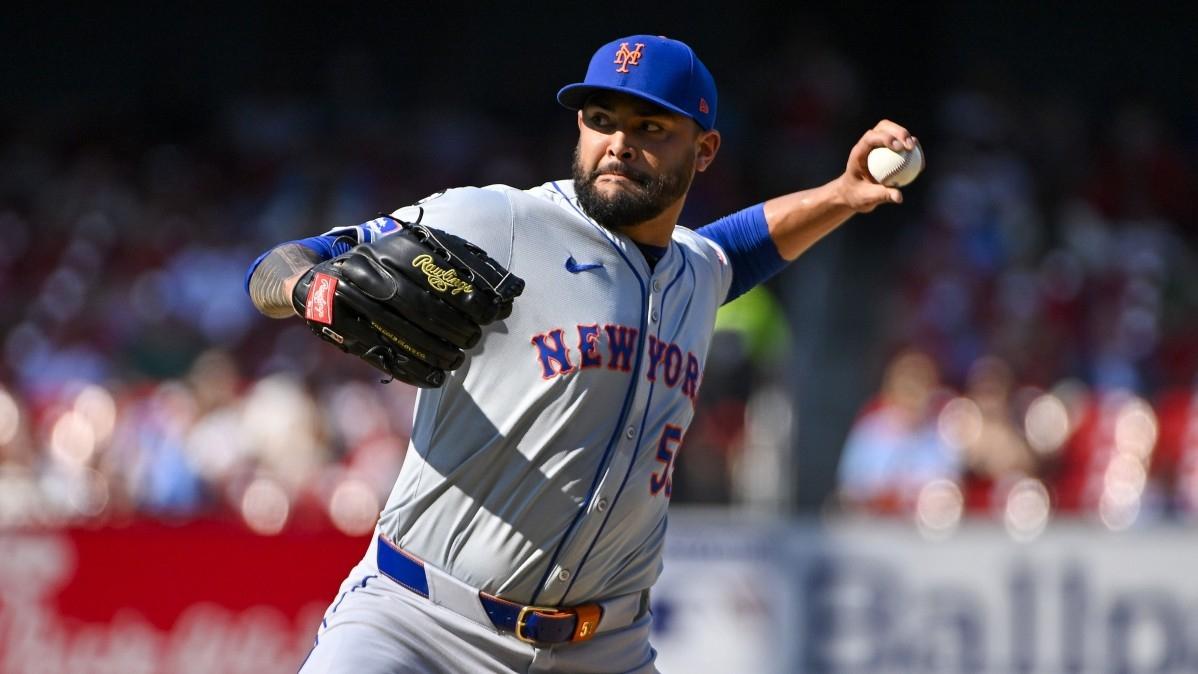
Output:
[867, 141, 925, 187]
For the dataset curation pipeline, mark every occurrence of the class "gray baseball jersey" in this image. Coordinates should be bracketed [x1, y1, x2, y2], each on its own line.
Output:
[324, 180, 733, 608]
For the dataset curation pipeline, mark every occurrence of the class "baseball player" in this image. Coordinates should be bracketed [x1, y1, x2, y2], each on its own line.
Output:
[246, 34, 916, 674]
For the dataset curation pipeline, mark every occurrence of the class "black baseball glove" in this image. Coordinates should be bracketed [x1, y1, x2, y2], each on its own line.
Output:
[292, 215, 524, 387]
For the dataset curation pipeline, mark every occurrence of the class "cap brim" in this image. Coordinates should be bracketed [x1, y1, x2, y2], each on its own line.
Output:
[556, 83, 705, 129]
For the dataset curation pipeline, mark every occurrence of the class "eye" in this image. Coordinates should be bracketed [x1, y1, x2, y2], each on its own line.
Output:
[588, 112, 612, 128]
[641, 120, 664, 133]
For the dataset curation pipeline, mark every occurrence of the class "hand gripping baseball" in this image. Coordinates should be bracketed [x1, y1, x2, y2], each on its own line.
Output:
[840, 119, 920, 213]
[292, 217, 525, 387]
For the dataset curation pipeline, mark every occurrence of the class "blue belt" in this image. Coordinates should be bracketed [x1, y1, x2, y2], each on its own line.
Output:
[376, 535, 639, 645]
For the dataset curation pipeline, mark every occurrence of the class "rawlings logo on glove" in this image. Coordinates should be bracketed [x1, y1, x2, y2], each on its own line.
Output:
[412, 254, 474, 295]
[292, 215, 524, 387]
[305, 273, 337, 324]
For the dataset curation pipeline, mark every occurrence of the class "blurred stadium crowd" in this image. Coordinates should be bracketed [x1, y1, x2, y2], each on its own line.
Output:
[1, 36, 1197, 540]
[834, 83, 1198, 536]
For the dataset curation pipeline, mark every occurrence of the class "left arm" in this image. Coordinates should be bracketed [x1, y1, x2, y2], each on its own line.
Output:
[766, 119, 916, 260]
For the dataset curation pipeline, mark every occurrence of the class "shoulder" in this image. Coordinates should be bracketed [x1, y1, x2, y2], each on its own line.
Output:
[672, 225, 731, 271]
[506, 180, 584, 213]
[495, 180, 595, 232]
[379, 180, 597, 256]
[375, 186, 518, 260]
[523, 180, 577, 203]
[392, 185, 513, 221]
[395, 182, 583, 219]
[387, 186, 514, 240]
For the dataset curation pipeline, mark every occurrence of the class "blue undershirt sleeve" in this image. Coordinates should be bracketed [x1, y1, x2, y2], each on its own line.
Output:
[242, 235, 354, 295]
[696, 203, 787, 304]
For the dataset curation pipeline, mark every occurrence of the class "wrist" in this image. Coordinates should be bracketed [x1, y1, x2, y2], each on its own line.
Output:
[828, 174, 854, 210]
[285, 272, 305, 316]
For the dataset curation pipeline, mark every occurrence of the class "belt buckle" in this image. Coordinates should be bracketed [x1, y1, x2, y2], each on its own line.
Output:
[515, 605, 563, 645]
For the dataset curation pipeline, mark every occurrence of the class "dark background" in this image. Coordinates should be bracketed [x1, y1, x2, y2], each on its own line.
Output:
[6, 5, 1193, 119]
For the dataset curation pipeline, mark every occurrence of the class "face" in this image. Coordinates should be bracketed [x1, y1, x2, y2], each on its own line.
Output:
[572, 92, 718, 232]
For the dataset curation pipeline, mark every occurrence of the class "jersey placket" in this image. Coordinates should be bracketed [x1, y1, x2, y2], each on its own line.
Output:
[535, 248, 675, 605]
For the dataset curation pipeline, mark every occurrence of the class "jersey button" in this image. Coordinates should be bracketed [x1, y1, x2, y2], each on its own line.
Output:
[558, 569, 572, 581]
[650, 310, 659, 322]
[652, 279, 662, 292]
[597, 498, 609, 512]
[625, 426, 636, 439]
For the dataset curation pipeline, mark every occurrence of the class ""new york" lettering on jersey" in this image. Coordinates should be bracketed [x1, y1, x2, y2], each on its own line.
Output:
[530, 325, 701, 403]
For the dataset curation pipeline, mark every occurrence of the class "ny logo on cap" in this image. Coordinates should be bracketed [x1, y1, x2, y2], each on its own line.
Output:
[613, 42, 645, 73]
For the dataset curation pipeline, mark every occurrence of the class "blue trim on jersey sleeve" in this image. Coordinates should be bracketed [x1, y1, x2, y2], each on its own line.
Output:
[242, 235, 355, 295]
[354, 216, 401, 241]
[695, 203, 786, 303]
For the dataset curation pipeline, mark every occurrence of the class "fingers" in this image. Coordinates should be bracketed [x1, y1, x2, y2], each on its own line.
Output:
[870, 119, 917, 151]
[841, 119, 919, 211]
[858, 183, 903, 211]
[857, 128, 917, 156]
[836, 175, 904, 214]
[848, 122, 917, 171]
[846, 120, 920, 185]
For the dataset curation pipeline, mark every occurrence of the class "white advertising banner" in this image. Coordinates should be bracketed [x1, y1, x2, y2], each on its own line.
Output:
[654, 511, 1198, 674]
[652, 513, 793, 674]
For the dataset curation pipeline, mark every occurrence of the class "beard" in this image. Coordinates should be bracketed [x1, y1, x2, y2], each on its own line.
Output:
[572, 146, 694, 232]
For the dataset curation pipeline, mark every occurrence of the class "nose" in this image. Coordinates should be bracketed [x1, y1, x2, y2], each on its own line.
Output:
[606, 131, 637, 162]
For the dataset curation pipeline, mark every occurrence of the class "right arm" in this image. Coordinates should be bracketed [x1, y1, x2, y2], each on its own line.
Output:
[247, 243, 323, 318]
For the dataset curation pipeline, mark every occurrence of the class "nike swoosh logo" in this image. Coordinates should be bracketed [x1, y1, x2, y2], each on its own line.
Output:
[565, 256, 603, 273]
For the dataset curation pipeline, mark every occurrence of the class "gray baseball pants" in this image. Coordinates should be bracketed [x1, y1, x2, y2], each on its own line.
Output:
[297, 544, 658, 673]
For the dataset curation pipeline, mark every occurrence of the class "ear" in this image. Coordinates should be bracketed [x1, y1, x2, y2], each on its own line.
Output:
[577, 109, 585, 131]
[694, 129, 721, 173]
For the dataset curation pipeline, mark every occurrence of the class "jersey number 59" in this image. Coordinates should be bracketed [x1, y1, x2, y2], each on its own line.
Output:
[649, 424, 684, 498]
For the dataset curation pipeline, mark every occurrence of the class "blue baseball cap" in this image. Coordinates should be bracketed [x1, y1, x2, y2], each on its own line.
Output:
[557, 35, 718, 130]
